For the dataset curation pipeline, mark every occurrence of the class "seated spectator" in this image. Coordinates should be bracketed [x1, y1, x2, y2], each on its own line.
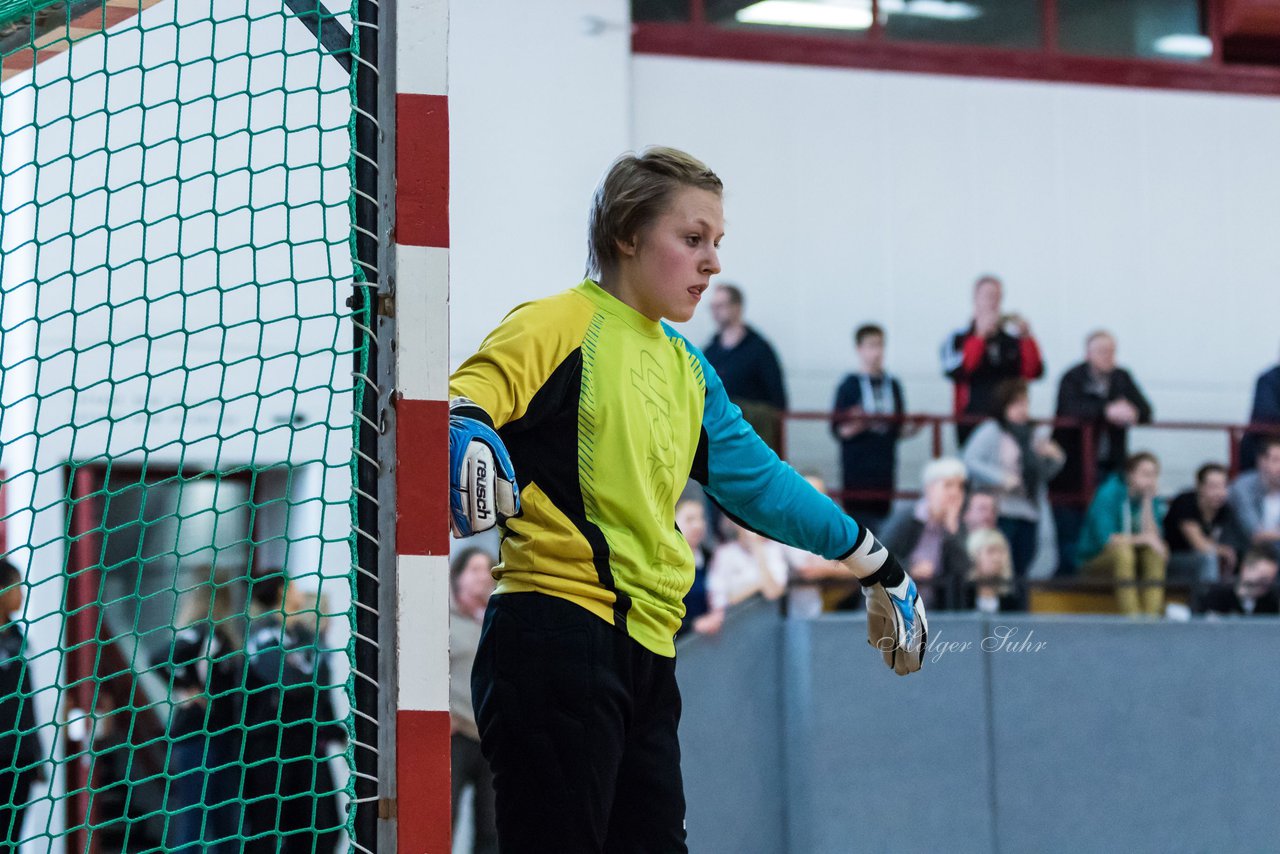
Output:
[879, 457, 970, 610]
[780, 474, 854, 618]
[964, 528, 1020, 614]
[1240, 353, 1280, 472]
[1163, 463, 1239, 585]
[1229, 436, 1280, 562]
[706, 520, 787, 612]
[962, 379, 1065, 582]
[941, 274, 1044, 444]
[1200, 548, 1279, 617]
[962, 488, 999, 534]
[1078, 452, 1169, 617]
[676, 497, 720, 636]
[1050, 330, 1153, 576]
[449, 548, 498, 854]
[832, 323, 908, 528]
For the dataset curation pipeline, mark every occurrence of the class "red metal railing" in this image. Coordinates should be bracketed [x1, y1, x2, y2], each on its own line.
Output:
[780, 409, 1280, 508]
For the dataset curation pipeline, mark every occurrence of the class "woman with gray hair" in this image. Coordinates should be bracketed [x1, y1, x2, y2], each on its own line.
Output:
[878, 457, 972, 610]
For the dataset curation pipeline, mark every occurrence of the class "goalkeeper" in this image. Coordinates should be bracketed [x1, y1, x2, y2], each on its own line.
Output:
[448, 146, 925, 854]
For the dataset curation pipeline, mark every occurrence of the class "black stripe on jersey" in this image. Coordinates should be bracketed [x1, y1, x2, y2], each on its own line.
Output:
[500, 348, 632, 632]
[689, 423, 778, 544]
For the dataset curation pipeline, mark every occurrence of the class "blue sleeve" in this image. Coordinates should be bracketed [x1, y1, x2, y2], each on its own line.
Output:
[669, 326, 861, 560]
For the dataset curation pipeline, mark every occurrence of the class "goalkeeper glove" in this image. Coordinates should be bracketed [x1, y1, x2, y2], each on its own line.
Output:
[843, 529, 927, 675]
[448, 398, 520, 537]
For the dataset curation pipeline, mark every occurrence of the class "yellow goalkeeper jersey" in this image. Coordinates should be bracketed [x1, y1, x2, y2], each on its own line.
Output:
[449, 279, 860, 657]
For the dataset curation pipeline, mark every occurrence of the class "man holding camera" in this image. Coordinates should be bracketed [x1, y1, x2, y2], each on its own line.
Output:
[941, 275, 1045, 444]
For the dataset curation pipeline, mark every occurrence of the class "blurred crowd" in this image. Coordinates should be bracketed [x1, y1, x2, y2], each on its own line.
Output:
[0, 559, 345, 851]
[686, 276, 1280, 624]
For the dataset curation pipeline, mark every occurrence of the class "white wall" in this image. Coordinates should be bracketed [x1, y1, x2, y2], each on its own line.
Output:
[633, 57, 1280, 489]
[448, 0, 632, 361]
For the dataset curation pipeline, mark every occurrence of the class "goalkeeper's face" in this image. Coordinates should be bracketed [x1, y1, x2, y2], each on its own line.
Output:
[625, 187, 725, 323]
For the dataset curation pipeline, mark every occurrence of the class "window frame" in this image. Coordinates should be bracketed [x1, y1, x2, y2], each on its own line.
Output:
[633, 0, 1280, 97]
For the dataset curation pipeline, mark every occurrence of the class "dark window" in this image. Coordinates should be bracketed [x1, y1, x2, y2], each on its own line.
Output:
[634, 0, 692, 22]
[882, 0, 1041, 49]
[1059, 0, 1209, 62]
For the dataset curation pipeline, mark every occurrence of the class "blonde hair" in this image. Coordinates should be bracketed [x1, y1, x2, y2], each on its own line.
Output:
[966, 528, 1013, 593]
[587, 147, 723, 278]
[175, 566, 246, 644]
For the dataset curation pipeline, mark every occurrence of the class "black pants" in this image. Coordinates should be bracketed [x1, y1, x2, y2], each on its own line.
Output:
[451, 733, 498, 854]
[472, 593, 687, 854]
[0, 772, 33, 847]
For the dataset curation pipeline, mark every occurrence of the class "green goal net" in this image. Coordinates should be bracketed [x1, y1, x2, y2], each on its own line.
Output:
[0, 1, 375, 851]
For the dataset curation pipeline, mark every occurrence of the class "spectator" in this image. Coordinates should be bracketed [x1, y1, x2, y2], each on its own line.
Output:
[676, 496, 720, 636]
[1240, 354, 1280, 471]
[879, 457, 970, 610]
[962, 379, 1065, 584]
[1200, 548, 1279, 616]
[1228, 436, 1280, 562]
[704, 283, 788, 453]
[1078, 452, 1169, 617]
[780, 474, 854, 618]
[241, 571, 343, 854]
[164, 570, 246, 854]
[1163, 464, 1239, 586]
[0, 559, 43, 848]
[964, 528, 1019, 614]
[450, 548, 498, 854]
[941, 275, 1044, 444]
[1050, 330, 1153, 575]
[832, 323, 909, 527]
[963, 488, 999, 534]
[706, 519, 787, 611]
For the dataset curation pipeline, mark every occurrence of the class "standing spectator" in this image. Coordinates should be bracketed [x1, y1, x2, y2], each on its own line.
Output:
[1163, 464, 1239, 586]
[0, 559, 43, 848]
[1199, 548, 1279, 616]
[879, 458, 971, 610]
[1050, 330, 1154, 575]
[450, 548, 499, 854]
[941, 275, 1044, 444]
[1078, 452, 1169, 617]
[704, 283, 788, 453]
[962, 379, 1065, 585]
[241, 571, 343, 854]
[706, 519, 787, 611]
[1228, 436, 1280, 561]
[964, 528, 1019, 614]
[1241, 355, 1280, 471]
[832, 323, 908, 527]
[164, 571, 246, 854]
[675, 497, 721, 636]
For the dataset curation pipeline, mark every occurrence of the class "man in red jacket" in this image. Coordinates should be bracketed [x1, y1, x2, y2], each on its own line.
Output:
[940, 275, 1044, 444]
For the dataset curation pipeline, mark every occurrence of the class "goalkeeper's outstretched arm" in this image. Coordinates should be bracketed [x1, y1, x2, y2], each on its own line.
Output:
[669, 325, 926, 674]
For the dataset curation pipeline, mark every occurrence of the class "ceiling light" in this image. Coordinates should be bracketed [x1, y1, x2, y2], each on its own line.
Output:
[884, 0, 983, 21]
[1153, 34, 1213, 58]
[734, 1, 873, 31]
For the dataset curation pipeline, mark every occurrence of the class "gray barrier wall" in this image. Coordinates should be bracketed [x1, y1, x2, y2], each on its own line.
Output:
[677, 607, 1280, 854]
